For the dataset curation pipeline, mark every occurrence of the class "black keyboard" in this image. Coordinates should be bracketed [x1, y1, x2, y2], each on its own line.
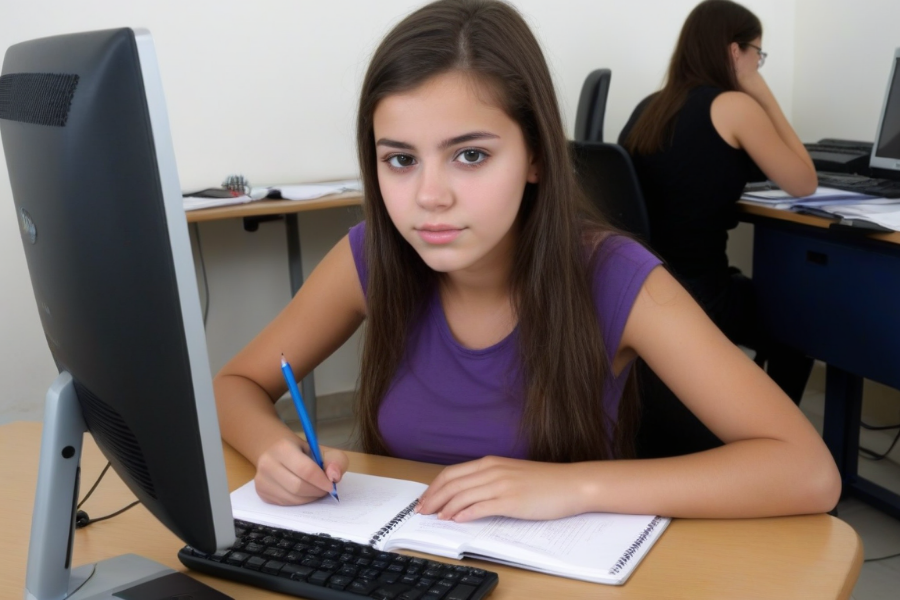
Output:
[805, 139, 872, 154]
[817, 171, 900, 198]
[179, 519, 499, 600]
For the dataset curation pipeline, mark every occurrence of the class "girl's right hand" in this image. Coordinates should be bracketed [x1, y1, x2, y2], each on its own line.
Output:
[736, 68, 766, 98]
[253, 437, 349, 505]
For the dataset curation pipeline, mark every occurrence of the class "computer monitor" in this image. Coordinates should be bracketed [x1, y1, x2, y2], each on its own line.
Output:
[0, 28, 235, 599]
[870, 47, 900, 174]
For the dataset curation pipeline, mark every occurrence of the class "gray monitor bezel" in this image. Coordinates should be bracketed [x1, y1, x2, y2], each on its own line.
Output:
[869, 47, 900, 172]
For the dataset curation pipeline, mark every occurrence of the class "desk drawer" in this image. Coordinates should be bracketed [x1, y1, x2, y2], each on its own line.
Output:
[752, 226, 900, 389]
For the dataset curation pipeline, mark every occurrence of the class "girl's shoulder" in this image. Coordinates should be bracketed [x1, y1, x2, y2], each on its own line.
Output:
[586, 232, 662, 355]
[348, 221, 368, 294]
[588, 232, 660, 283]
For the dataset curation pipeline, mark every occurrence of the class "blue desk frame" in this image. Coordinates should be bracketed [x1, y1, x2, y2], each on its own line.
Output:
[742, 205, 900, 519]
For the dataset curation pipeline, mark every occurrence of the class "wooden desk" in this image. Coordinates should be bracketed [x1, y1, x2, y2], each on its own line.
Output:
[184, 192, 363, 225]
[2, 421, 862, 599]
[739, 202, 900, 244]
[185, 192, 364, 422]
[739, 201, 900, 519]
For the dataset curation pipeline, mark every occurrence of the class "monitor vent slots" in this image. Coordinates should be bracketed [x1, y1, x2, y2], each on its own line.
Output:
[0, 72, 79, 127]
[75, 380, 157, 500]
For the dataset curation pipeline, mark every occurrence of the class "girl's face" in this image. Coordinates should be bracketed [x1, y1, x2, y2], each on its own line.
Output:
[732, 36, 763, 80]
[372, 71, 539, 277]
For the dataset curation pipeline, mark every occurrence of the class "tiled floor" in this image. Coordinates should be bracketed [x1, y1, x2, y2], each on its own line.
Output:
[798, 390, 900, 600]
[308, 387, 900, 599]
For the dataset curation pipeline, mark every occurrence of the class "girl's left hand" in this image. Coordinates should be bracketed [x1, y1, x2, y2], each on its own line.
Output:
[417, 456, 587, 523]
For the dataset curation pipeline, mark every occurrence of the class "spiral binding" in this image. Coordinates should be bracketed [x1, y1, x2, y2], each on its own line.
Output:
[608, 516, 664, 576]
[369, 499, 420, 546]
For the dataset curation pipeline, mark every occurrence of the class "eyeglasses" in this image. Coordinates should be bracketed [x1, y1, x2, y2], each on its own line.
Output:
[745, 43, 767, 68]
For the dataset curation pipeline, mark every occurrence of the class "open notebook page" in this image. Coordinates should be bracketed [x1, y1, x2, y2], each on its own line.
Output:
[230, 472, 426, 545]
[390, 511, 668, 584]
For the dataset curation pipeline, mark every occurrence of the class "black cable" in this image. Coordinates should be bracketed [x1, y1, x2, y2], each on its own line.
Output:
[79, 500, 141, 527]
[75, 461, 142, 529]
[861, 421, 900, 431]
[859, 427, 900, 461]
[77, 461, 111, 509]
[192, 222, 211, 326]
[864, 551, 900, 562]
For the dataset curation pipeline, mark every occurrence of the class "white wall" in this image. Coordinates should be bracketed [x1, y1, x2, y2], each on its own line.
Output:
[793, 0, 900, 143]
[0, 0, 796, 423]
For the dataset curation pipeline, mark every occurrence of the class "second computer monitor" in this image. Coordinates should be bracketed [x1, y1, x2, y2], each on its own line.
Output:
[871, 47, 900, 172]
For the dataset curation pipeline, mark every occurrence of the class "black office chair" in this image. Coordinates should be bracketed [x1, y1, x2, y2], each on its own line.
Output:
[573, 69, 611, 142]
[570, 140, 651, 240]
[570, 140, 724, 458]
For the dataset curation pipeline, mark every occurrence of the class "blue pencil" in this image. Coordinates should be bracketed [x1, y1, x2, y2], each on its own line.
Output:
[280, 355, 339, 502]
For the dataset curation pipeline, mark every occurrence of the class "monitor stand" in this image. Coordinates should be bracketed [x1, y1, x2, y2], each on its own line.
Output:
[24, 372, 232, 600]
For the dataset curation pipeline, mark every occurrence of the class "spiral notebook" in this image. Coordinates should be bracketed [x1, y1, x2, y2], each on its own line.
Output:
[230, 472, 669, 585]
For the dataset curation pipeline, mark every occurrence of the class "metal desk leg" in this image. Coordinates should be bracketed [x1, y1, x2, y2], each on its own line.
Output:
[823, 365, 863, 484]
[285, 213, 317, 424]
[823, 365, 900, 519]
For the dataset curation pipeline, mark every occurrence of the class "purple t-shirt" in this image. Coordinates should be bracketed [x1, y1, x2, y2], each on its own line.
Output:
[349, 222, 661, 464]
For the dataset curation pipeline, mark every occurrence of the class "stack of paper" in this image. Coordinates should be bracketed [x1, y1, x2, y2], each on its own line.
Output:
[816, 202, 900, 231]
[183, 178, 362, 211]
[183, 193, 252, 211]
[273, 179, 362, 201]
[742, 186, 900, 231]
[741, 186, 877, 209]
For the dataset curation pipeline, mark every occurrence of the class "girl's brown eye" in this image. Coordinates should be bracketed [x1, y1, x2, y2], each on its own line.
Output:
[388, 154, 415, 168]
[459, 149, 486, 164]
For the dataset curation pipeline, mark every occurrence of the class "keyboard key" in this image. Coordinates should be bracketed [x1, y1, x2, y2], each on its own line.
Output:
[225, 551, 249, 566]
[372, 583, 412, 599]
[348, 579, 379, 595]
[208, 549, 229, 562]
[446, 584, 477, 600]
[338, 564, 359, 578]
[244, 542, 265, 554]
[328, 575, 354, 590]
[281, 564, 313, 580]
[262, 560, 285, 575]
[309, 570, 333, 586]
[378, 571, 401, 584]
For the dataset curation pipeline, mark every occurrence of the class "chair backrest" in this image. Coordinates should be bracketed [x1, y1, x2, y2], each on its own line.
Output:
[570, 141, 651, 240]
[573, 69, 612, 142]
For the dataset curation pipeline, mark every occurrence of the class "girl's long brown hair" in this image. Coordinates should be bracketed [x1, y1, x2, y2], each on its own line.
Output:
[623, 0, 762, 155]
[356, 0, 638, 462]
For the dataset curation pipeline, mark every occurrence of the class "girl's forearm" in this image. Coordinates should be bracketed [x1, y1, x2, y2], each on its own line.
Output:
[743, 76, 815, 173]
[571, 440, 839, 518]
[214, 373, 299, 466]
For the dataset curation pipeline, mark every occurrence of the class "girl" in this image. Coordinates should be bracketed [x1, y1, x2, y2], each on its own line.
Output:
[619, 0, 817, 457]
[215, 0, 839, 523]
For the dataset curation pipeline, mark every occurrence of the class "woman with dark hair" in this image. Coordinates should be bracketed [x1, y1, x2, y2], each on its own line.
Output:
[215, 0, 838, 522]
[620, 0, 816, 455]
